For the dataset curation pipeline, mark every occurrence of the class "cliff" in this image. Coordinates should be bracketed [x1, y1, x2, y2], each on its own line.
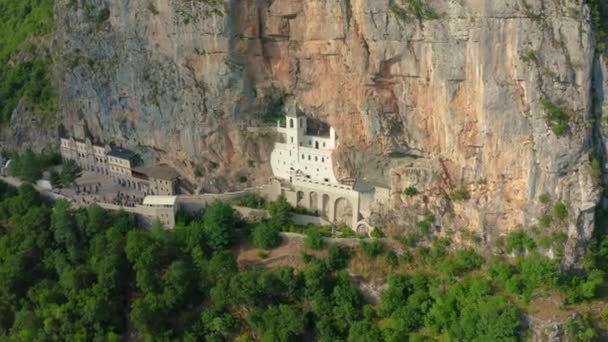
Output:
[2, 0, 602, 263]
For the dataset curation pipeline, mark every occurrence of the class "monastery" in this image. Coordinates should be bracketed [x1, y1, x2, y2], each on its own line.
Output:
[269, 101, 389, 233]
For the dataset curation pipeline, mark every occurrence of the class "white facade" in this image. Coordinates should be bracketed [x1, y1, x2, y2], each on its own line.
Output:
[270, 113, 338, 183]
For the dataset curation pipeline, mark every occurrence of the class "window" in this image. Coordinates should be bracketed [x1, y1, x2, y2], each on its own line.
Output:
[308, 155, 311, 161]
[300, 118, 303, 126]
[315, 141, 319, 149]
[302, 154, 305, 159]
[290, 119, 294, 128]
[322, 157, 325, 162]
[290, 137, 294, 143]
[315, 156, 318, 162]
[323, 142, 326, 148]
[309, 140, 312, 146]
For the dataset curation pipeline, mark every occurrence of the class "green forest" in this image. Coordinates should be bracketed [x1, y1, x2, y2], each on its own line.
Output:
[0, 181, 607, 341]
[0, 0, 56, 122]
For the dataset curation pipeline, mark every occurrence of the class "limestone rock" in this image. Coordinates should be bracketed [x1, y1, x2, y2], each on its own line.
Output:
[13, 0, 602, 261]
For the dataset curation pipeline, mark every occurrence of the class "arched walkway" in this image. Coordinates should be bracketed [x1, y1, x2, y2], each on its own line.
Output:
[322, 194, 330, 218]
[309, 192, 318, 211]
[297, 191, 306, 207]
[334, 197, 353, 226]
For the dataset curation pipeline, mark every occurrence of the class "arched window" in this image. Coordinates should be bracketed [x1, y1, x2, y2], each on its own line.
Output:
[323, 142, 326, 148]
[290, 119, 294, 128]
[315, 141, 319, 149]
[315, 156, 318, 162]
[322, 157, 325, 162]
[302, 154, 305, 159]
[308, 155, 311, 161]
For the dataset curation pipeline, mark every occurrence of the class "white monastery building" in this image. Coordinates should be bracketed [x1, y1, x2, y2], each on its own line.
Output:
[271, 109, 338, 183]
[269, 101, 389, 233]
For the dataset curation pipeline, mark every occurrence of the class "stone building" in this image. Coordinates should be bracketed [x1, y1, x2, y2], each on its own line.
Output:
[142, 195, 178, 228]
[269, 102, 389, 232]
[132, 166, 179, 196]
[59, 136, 180, 196]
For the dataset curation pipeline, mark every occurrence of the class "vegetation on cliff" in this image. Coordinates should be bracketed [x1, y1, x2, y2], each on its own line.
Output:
[0, 0, 56, 123]
[0, 182, 607, 340]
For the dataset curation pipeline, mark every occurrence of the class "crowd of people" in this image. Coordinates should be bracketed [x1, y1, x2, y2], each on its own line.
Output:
[111, 191, 143, 207]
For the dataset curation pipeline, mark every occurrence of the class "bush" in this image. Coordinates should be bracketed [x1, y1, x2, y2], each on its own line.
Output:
[505, 231, 536, 254]
[542, 99, 569, 137]
[437, 248, 484, 276]
[539, 193, 551, 204]
[386, 250, 399, 267]
[403, 186, 418, 196]
[304, 227, 324, 250]
[451, 187, 470, 201]
[60, 159, 82, 184]
[253, 223, 281, 249]
[360, 240, 385, 257]
[9, 149, 60, 183]
[591, 158, 601, 179]
[566, 313, 597, 342]
[540, 213, 553, 228]
[370, 228, 384, 238]
[399, 233, 422, 247]
[236, 192, 266, 209]
[326, 246, 351, 270]
[554, 201, 567, 221]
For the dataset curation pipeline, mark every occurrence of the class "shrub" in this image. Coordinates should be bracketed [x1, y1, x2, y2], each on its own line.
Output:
[236, 192, 266, 209]
[304, 227, 324, 250]
[253, 223, 281, 249]
[239, 176, 248, 183]
[554, 201, 567, 221]
[591, 158, 601, 179]
[451, 187, 471, 201]
[370, 228, 384, 238]
[540, 213, 553, 228]
[386, 250, 399, 267]
[539, 193, 551, 204]
[360, 240, 385, 257]
[541, 99, 569, 137]
[437, 248, 484, 276]
[505, 230, 536, 254]
[566, 313, 597, 342]
[416, 213, 435, 235]
[257, 250, 269, 259]
[400, 232, 422, 247]
[326, 246, 351, 270]
[399, 251, 414, 264]
[417, 220, 431, 234]
[403, 186, 418, 196]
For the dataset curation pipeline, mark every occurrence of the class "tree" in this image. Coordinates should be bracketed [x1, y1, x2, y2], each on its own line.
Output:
[248, 304, 306, 342]
[10, 149, 41, 183]
[348, 321, 383, 342]
[268, 196, 291, 229]
[60, 160, 81, 185]
[253, 222, 281, 249]
[304, 227, 324, 250]
[203, 201, 236, 251]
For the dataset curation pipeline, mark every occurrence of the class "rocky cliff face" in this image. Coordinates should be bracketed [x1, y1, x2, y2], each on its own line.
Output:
[48, 0, 603, 262]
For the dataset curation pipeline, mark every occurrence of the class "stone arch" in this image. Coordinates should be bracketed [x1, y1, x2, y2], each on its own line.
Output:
[356, 224, 368, 235]
[334, 197, 353, 225]
[322, 194, 330, 218]
[297, 191, 306, 207]
[309, 192, 318, 212]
